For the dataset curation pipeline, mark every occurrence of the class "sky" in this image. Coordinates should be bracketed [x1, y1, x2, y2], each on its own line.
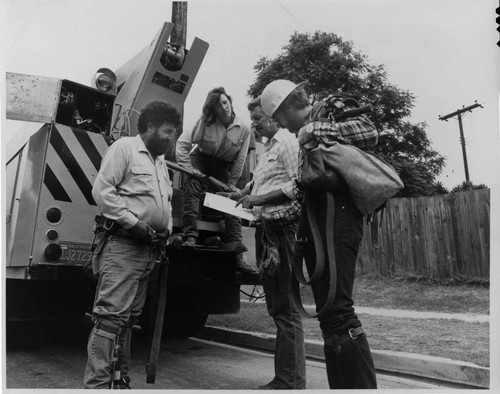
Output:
[1, 0, 499, 191]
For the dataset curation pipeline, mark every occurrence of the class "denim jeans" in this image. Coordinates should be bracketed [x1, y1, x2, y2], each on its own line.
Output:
[256, 221, 306, 389]
[83, 236, 156, 389]
[304, 190, 377, 389]
[182, 151, 242, 243]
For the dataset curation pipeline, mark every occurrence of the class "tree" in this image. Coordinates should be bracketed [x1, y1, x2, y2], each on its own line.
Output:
[451, 181, 488, 193]
[432, 181, 449, 195]
[248, 31, 445, 197]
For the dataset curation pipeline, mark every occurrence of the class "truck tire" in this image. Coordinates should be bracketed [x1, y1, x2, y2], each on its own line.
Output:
[139, 307, 207, 339]
[163, 311, 208, 338]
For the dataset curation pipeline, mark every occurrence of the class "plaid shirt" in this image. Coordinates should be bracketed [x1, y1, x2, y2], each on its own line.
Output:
[250, 128, 301, 224]
[297, 104, 378, 185]
[301, 102, 378, 149]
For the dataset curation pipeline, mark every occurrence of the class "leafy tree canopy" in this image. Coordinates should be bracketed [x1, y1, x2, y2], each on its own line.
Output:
[248, 31, 446, 197]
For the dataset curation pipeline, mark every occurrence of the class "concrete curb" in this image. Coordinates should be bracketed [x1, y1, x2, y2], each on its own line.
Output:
[197, 325, 490, 389]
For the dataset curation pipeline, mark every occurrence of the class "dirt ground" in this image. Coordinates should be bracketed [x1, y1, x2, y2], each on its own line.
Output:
[209, 278, 490, 367]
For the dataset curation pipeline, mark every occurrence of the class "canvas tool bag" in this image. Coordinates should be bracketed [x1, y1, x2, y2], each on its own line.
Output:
[299, 96, 403, 215]
[301, 140, 404, 216]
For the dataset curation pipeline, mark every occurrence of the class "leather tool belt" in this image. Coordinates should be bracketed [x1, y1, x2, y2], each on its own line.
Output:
[94, 215, 168, 246]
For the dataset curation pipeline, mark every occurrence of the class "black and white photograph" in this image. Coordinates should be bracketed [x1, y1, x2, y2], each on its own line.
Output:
[1, 0, 498, 391]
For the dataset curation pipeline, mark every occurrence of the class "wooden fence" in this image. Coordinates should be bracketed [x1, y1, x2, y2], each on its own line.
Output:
[357, 189, 490, 280]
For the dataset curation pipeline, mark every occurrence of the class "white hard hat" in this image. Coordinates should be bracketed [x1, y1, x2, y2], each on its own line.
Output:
[261, 80, 306, 117]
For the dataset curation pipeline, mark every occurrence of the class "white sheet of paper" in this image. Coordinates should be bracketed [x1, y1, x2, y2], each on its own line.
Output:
[203, 192, 256, 221]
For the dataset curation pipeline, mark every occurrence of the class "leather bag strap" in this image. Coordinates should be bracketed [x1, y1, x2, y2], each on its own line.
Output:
[291, 191, 337, 318]
[146, 252, 169, 384]
[292, 193, 325, 285]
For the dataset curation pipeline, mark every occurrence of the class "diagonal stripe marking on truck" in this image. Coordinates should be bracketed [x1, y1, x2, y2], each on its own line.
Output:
[71, 127, 110, 171]
[43, 163, 72, 202]
[49, 126, 96, 206]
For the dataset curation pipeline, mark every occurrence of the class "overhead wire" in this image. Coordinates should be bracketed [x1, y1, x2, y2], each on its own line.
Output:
[39, 1, 99, 74]
[4, 2, 41, 57]
[276, 1, 309, 30]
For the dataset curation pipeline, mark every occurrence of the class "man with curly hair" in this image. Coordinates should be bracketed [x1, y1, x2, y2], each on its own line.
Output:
[83, 100, 181, 389]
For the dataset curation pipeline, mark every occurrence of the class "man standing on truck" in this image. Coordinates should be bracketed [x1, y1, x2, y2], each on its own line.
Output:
[227, 96, 306, 389]
[83, 101, 181, 389]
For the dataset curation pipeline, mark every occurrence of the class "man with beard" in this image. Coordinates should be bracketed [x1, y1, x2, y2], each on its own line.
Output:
[83, 101, 180, 389]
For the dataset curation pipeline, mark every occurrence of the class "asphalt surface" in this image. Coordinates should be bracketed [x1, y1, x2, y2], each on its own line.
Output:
[4, 294, 489, 390]
[5, 321, 457, 390]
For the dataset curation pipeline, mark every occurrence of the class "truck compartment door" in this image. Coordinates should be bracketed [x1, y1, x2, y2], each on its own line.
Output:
[6, 72, 61, 124]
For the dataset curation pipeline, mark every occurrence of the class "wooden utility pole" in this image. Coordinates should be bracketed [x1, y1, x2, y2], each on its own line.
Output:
[171, 1, 187, 47]
[439, 101, 483, 183]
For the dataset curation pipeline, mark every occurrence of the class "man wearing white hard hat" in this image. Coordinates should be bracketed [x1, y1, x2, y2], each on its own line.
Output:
[261, 80, 378, 389]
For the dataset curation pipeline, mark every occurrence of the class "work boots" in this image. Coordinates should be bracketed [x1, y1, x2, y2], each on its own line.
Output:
[221, 241, 248, 254]
[182, 236, 197, 248]
[235, 253, 258, 275]
[323, 329, 377, 389]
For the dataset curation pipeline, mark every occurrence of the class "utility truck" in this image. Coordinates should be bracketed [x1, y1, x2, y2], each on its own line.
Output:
[5, 22, 258, 337]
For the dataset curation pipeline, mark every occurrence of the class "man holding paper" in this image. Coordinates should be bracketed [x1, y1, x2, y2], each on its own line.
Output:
[227, 96, 306, 390]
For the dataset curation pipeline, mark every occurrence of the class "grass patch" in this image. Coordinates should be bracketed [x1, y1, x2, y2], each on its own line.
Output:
[353, 276, 489, 314]
[283, 276, 489, 314]
[209, 277, 490, 367]
[208, 303, 490, 367]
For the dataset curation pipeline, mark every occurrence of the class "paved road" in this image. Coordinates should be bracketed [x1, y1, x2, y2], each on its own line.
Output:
[5, 319, 449, 390]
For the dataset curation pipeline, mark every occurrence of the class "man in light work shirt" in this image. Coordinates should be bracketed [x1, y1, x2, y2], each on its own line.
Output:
[83, 101, 181, 389]
[231, 96, 306, 389]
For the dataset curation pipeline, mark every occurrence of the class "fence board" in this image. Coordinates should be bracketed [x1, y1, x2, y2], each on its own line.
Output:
[357, 189, 490, 280]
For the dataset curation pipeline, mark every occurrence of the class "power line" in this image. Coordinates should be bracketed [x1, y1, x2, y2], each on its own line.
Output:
[39, 2, 98, 74]
[276, 1, 308, 30]
[5, 3, 41, 57]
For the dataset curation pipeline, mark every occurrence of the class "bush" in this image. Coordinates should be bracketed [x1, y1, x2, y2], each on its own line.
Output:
[451, 181, 488, 193]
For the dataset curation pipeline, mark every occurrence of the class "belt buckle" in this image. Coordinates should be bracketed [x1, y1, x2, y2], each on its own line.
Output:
[348, 327, 359, 340]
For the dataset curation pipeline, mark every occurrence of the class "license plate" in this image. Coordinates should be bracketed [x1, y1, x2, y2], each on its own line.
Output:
[59, 241, 93, 265]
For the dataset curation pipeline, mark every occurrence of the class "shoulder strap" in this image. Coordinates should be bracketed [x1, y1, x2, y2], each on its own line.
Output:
[291, 191, 337, 318]
[292, 194, 324, 284]
[146, 251, 169, 384]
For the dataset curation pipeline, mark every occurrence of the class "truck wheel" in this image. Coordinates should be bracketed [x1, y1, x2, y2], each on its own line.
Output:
[162, 311, 208, 338]
[138, 304, 208, 339]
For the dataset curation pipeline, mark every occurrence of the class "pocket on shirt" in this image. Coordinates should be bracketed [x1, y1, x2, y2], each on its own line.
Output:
[224, 137, 243, 159]
[265, 153, 284, 167]
[263, 153, 286, 175]
[131, 166, 155, 193]
[226, 132, 243, 148]
[265, 153, 279, 162]
[200, 132, 218, 154]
